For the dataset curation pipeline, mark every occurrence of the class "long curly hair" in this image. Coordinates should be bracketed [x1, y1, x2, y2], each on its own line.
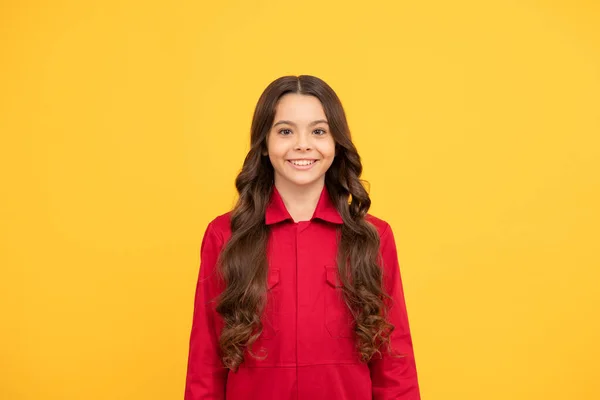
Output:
[215, 75, 395, 371]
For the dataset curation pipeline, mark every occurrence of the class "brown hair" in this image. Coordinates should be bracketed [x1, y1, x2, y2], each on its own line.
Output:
[215, 75, 395, 371]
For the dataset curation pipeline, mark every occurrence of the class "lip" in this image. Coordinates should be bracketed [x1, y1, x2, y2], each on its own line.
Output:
[287, 159, 318, 170]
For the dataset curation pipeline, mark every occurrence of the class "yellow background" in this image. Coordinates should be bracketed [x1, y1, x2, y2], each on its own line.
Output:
[1, 1, 599, 399]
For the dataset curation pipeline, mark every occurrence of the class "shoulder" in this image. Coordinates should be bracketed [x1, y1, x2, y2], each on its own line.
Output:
[365, 214, 400, 285]
[365, 212, 392, 238]
[206, 211, 393, 241]
[205, 211, 233, 243]
[365, 212, 398, 259]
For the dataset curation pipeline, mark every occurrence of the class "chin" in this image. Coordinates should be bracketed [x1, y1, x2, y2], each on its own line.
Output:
[289, 177, 324, 187]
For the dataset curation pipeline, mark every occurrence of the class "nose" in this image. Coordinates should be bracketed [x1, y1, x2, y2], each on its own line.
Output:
[294, 131, 312, 151]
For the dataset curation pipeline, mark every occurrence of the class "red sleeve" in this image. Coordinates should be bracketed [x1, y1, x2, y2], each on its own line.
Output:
[184, 221, 228, 399]
[369, 223, 421, 399]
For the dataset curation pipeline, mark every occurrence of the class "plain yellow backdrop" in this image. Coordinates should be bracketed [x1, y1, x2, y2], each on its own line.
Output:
[1, 0, 599, 399]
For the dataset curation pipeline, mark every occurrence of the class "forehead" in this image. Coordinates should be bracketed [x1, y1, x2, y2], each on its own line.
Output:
[273, 93, 327, 121]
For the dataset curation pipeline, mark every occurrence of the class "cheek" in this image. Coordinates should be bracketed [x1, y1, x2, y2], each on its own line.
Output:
[266, 137, 287, 158]
[319, 140, 337, 159]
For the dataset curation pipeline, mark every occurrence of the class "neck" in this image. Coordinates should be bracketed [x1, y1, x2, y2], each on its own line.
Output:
[274, 178, 325, 223]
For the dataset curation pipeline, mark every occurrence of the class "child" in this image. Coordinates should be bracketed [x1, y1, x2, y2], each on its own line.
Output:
[184, 75, 420, 399]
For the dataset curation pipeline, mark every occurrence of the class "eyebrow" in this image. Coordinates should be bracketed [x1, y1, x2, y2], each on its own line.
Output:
[272, 119, 329, 127]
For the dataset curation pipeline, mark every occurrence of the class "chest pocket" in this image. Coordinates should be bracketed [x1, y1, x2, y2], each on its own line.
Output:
[260, 268, 281, 340]
[324, 265, 355, 338]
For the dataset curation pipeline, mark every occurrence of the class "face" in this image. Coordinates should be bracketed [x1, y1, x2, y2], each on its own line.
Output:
[264, 93, 336, 190]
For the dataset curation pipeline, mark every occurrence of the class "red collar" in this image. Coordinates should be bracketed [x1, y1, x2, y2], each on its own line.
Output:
[265, 185, 343, 225]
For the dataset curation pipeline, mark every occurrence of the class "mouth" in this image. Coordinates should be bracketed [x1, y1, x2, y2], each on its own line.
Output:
[287, 159, 318, 169]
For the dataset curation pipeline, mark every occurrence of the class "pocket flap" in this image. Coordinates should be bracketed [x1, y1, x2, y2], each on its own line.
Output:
[267, 268, 280, 289]
[325, 265, 342, 288]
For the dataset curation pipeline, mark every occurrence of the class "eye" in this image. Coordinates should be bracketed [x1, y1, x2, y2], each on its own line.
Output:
[313, 129, 327, 135]
[278, 128, 292, 135]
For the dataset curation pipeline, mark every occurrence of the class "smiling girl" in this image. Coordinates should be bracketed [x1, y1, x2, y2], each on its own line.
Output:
[184, 75, 420, 399]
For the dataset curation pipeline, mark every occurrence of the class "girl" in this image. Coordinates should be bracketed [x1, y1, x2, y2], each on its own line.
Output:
[184, 75, 420, 399]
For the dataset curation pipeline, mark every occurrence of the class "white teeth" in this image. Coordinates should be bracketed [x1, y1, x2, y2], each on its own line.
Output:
[290, 160, 315, 166]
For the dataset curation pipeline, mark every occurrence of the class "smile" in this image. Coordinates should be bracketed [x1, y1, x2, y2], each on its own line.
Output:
[287, 159, 318, 170]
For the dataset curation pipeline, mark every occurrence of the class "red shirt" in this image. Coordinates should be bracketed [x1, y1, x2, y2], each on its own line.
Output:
[185, 185, 420, 399]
